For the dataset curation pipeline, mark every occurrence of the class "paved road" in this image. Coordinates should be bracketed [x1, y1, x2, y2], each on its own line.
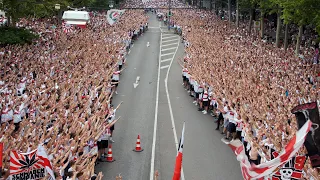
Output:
[96, 13, 242, 180]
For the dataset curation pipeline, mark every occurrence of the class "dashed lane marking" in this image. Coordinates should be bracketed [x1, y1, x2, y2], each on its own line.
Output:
[161, 43, 178, 47]
[160, 52, 175, 57]
[160, 58, 172, 63]
[162, 39, 179, 43]
[160, 65, 170, 69]
[161, 47, 177, 51]
[162, 36, 177, 40]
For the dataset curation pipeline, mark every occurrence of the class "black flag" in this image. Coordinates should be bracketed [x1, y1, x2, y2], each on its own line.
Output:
[291, 102, 320, 168]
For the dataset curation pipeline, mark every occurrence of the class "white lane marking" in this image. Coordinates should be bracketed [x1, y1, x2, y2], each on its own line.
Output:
[160, 58, 172, 63]
[162, 36, 177, 40]
[161, 47, 177, 51]
[162, 33, 176, 37]
[162, 43, 178, 47]
[164, 36, 185, 180]
[161, 52, 175, 57]
[149, 27, 159, 29]
[150, 32, 162, 180]
[133, 76, 140, 88]
[162, 39, 179, 43]
[160, 65, 170, 69]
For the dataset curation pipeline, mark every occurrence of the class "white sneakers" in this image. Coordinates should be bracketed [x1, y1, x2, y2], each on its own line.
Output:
[202, 110, 207, 114]
[193, 101, 197, 104]
[115, 91, 118, 94]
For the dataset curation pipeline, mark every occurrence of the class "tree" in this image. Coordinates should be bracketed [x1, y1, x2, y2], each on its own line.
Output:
[3, 0, 96, 26]
[238, 0, 256, 34]
[236, 0, 239, 27]
[275, 7, 281, 47]
[276, 0, 319, 54]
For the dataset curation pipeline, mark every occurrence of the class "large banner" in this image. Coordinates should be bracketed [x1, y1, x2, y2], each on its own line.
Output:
[9, 145, 55, 180]
[106, 9, 125, 25]
[223, 120, 312, 180]
[291, 102, 320, 168]
[270, 149, 306, 180]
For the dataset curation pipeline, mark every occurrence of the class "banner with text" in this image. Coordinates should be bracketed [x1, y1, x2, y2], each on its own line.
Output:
[9, 145, 55, 180]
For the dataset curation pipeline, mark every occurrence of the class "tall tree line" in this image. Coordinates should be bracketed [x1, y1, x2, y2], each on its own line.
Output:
[210, 0, 320, 54]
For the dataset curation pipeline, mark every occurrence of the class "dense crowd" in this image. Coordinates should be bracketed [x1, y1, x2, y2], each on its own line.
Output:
[123, 0, 190, 9]
[170, 9, 320, 179]
[0, 10, 148, 179]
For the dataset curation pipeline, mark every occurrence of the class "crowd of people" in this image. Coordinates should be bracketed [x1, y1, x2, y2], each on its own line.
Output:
[0, 10, 148, 179]
[171, 9, 319, 179]
[123, 0, 190, 9]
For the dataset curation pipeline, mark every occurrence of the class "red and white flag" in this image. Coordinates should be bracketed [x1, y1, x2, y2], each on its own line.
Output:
[10, 144, 55, 180]
[62, 22, 73, 33]
[223, 120, 312, 180]
[172, 122, 185, 180]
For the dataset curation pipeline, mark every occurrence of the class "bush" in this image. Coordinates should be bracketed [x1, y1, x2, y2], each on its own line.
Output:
[0, 26, 38, 46]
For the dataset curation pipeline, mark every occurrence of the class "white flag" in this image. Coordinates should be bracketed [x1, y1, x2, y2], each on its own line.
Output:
[106, 9, 125, 25]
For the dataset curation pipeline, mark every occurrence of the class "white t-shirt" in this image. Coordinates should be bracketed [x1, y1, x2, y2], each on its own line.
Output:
[182, 68, 188, 76]
[108, 109, 117, 123]
[186, 72, 190, 79]
[112, 71, 120, 81]
[194, 82, 199, 92]
[202, 91, 209, 101]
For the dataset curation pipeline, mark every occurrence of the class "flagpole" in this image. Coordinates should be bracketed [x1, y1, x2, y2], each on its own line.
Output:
[172, 122, 185, 180]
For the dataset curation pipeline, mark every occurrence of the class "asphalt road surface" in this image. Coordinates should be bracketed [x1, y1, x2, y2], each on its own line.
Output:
[95, 13, 242, 180]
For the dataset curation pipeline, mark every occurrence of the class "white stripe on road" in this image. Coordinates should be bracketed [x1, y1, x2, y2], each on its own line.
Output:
[162, 33, 175, 37]
[161, 52, 175, 57]
[164, 35, 185, 180]
[160, 58, 172, 63]
[150, 32, 161, 180]
[160, 65, 170, 69]
[149, 27, 160, 29]
[162, 39, 179, 43]
[162, 36, 177, 40]
[161, 43, 178, 47]
[161, 47, 177, 51]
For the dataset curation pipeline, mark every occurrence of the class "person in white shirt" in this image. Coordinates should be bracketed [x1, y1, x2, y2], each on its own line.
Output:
[222, 102, 229, 135]
[201, 87, 209, 114]
[118, 54, 125, 71]
[108, 105, 116, 143]
[197, 83, 204, 111]
[182, 65, 188, 88]
[112, 70, 120, 94]
[111, 67, 125, 94]
[193, 81, 200, 105]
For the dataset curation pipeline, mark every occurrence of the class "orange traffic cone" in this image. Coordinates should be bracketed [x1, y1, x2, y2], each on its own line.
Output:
[106, 144, 115, 162]
[133, 135, 144, 152]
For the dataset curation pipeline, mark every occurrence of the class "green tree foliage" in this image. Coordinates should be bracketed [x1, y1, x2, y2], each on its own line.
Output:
[0, 26, 38, 46]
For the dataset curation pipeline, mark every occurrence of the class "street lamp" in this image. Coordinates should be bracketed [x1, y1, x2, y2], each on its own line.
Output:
[55, 4, 61, 24]
[55, 4, 60, 10]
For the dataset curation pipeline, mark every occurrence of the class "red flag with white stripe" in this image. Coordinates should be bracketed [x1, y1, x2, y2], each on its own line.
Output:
[172, 122, 185, 180]
[222, 120, 312, 180]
